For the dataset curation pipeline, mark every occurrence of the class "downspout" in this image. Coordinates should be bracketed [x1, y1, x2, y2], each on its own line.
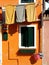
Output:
[38, 0, 43, 59]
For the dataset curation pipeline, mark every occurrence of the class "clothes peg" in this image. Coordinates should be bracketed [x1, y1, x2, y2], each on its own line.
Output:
[2, 7, 5, 11]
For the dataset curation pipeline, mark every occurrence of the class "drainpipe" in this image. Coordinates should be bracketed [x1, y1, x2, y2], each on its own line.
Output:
[38, 0, 44, 59]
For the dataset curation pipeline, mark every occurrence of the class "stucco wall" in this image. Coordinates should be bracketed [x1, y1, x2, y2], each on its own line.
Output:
[0, 0, 42, 65]
[43, 20, 49, 65]
[2, 22, 42, 65]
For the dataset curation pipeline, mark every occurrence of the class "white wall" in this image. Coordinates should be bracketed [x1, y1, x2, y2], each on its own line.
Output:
[0, 26, 2, 65]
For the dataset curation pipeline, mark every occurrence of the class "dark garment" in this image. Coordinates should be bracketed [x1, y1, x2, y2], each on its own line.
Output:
[2, 11, 5, 24]
[0, 8, 3, 24]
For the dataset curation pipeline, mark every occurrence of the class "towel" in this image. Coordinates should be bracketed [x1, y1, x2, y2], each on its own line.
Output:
[26, 3, 36, 22]
[5, 5, 15, 24]
[16, 5, 25, 23]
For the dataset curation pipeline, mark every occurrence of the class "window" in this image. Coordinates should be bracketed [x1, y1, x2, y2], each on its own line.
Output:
[21, 0, 34, 3]
[2, 32, 8, 40]
[19, 0, 36, 4]
[19, 25, 36, 49]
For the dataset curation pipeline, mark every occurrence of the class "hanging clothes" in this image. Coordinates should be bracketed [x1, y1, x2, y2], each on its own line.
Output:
[2, 11, 5, 24]
[5, 5, 15, 24]
[0, 7, 5, 24]
[26, 3, 36, 22]
[16, 5, 25, 23]
[45, 2, 49, 10]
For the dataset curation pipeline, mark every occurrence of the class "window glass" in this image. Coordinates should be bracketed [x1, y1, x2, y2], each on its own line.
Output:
[21, 0, 34, 3]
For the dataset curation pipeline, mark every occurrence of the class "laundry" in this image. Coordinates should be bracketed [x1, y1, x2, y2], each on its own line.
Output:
[16, 5, 25, 23]
[2, 11, 5, 24]
[5, 5, 15, 24]
[26, 3, 36, 22]
[45, 2, 49, 10]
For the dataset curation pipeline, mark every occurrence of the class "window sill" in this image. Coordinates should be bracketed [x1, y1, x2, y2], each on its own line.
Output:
[19, 2, 35, 5]
[19, 47, 36, 49]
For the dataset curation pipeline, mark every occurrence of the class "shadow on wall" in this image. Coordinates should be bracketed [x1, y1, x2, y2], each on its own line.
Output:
[16, 50, 37, 64]
[38, 13, 42, 28]
[8, 21, 41, 35]
[8, 23, 18, 35]
[0, 14, 2, 21]
[16, 49, 36, 56]
[16, 50, 39, 64]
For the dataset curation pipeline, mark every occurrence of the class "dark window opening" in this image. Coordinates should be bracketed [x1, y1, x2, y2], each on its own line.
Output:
[2, 32, 8, 40]
[21, 0, 34, 3]
[21, 27, 34, 47]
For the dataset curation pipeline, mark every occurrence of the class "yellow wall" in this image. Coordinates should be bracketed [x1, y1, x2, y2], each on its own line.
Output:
[1, 0, 42, 65]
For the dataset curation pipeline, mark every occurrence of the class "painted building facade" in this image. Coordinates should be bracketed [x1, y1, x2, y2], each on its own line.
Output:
[0, 0, 43, 65]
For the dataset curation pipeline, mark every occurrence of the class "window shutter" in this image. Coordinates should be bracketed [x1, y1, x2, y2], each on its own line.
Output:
[3, 32, 8, 40]
[21, 27, 34, 47]
[21, 27, 28, 47]
[28, 27, 34, 46]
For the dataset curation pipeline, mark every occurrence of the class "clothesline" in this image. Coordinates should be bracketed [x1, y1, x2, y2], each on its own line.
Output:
[0, 2, 43, 11]
[0, 3, 42, 25]
[2, 4, 35, 11]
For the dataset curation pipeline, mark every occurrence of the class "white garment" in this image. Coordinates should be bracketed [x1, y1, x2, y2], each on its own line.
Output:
[0, 26, 2, 64]
[16, 5, 25, 23]
[45, 2, 49, 10]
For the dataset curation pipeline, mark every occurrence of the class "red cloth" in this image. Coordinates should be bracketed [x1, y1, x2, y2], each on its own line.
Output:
[33, 54, 40, 61]
[30, 54, 40, 64]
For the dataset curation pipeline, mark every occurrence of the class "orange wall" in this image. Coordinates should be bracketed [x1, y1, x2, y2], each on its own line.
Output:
[0, 0, 42, 18]
[0, 0, 18, 6]
[2, 0, 42, 65]
[2, 23, 42, 65]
